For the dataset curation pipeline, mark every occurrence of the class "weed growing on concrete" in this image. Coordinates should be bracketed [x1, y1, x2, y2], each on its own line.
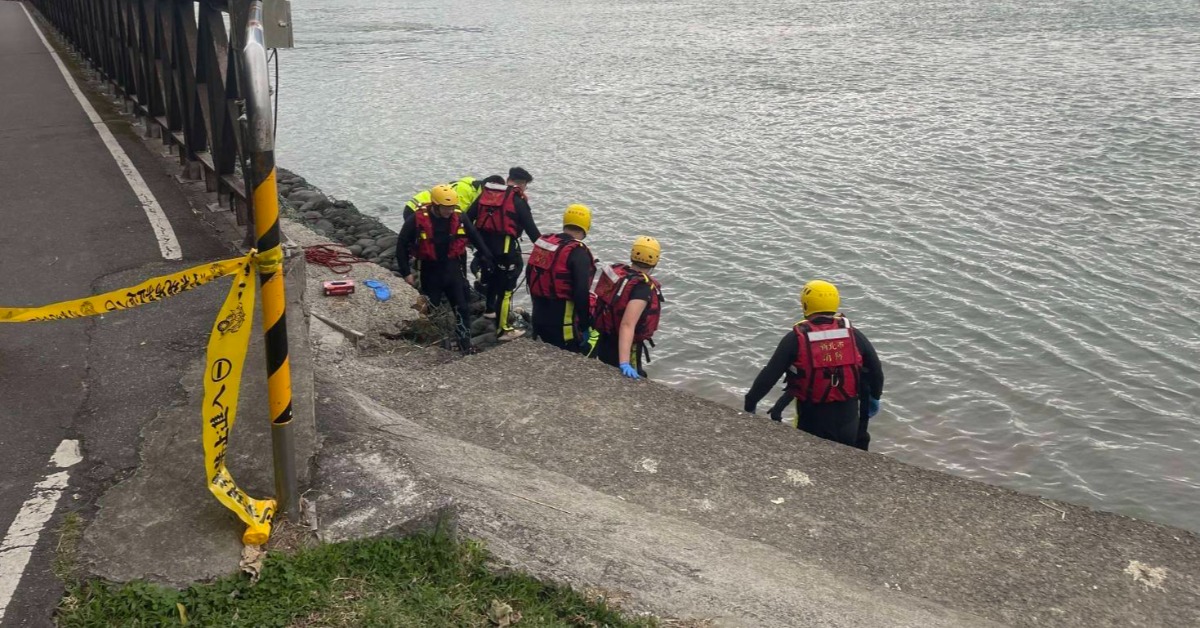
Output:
[52, 512, 83, 584]
[56, 532, 655, 627]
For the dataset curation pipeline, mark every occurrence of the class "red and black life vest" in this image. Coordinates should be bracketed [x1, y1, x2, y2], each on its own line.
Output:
[592, 263, 663, 342]
[473, 182, 521, 237]
[785, 316, 862, 404]
[527, 233, 593, 300]
[413, 206, 467, 261]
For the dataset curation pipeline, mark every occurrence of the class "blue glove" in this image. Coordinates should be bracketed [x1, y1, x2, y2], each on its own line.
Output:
[868, 398, 881, 418]
[619, 362, 640, 379]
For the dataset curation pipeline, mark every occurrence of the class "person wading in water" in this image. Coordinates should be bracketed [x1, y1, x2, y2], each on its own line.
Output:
[590, 236, 665, 379]
[744, 280, 884, 447]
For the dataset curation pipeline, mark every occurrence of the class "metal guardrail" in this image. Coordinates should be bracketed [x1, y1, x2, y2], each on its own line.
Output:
[30, 0, 255, 224]
[27, 0, 303, 526]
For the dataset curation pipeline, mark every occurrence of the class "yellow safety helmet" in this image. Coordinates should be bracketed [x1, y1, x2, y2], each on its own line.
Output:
[430, 184, 458, 207]
[801, 280, 840, 317]
[630, 236, 661, 268]
[563, 203, 592, 235]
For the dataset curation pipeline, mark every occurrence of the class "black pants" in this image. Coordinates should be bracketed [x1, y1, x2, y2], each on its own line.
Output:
[483, 252, 522, 330]
[770, 392, 871, 450]
[591, 332, 646, 376]
[419, 261, 472, 348]
[531, 294, 591, 353]
[854, 417, 872, 451]
[772, 394, 862, 449]
[533, 322, 581, 352]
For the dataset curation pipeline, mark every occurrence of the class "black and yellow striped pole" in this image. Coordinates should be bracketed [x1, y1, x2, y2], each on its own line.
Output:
[242, 1, 298, 521]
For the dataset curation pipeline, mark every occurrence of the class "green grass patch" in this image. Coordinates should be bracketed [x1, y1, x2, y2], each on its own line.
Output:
[57, 532, 654, 627]
[53, 512, 84, 583]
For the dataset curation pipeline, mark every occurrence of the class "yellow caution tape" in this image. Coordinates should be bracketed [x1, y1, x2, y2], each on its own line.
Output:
[0, 252, 276, 544]
[0, 257, 246, 323]
[203, 256, 276, 544]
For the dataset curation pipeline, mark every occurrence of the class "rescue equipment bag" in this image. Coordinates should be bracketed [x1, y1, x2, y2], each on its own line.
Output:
[473, 182, 521, 237]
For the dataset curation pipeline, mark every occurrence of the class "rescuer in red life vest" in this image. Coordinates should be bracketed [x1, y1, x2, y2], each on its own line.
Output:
[465, 167, 541, 340]
[590, 236, 664, 379]
[743, 280, 884, 447]
[526, 204, 595, 352]
[396, 184, 494, 354]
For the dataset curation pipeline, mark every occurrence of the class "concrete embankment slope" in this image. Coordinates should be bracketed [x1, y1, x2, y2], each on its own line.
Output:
[311, 332, 1200, 626]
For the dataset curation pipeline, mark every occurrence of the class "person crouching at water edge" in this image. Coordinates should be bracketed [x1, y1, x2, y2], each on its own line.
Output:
[526, 204, 596, 353]
[466, 167, 541, 339]
[743, 280, 884, 448]
[396, 185, 495, 355]
[403, 174, 504, 219]
[590, 236, 664, 380]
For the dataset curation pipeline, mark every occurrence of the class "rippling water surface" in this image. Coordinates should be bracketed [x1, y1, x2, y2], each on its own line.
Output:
[277, 0, 1200, 530]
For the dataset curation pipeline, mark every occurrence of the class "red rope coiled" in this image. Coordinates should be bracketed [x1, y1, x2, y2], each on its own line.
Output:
[303, 245, 369, 274]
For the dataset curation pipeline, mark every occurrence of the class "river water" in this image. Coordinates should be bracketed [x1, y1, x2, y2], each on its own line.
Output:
[276, 0, 1200, 531]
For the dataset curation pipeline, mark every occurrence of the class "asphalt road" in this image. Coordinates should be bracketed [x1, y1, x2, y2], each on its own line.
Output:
[0, 3, 233, 624]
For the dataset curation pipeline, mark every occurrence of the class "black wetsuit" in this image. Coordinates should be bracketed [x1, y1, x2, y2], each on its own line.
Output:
[592, 282, 653, 374]
[529, 234, 594, 351]
[745, 316, 883, 448]
[465, 191, 540, 321]
[767, 383, 877, 450]
[396, 212, 492, 349]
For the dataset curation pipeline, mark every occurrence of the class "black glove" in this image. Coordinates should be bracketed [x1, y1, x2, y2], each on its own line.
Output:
[768, 392, 793, 422]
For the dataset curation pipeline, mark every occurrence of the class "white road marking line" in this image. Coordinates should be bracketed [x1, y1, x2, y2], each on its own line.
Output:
[0, 440, 83, 623]
[20, 4, 183, 261]
[49, 440, 82, 469]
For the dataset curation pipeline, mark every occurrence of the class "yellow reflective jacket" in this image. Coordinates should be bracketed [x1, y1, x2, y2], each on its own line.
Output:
[404, 189, 433, 213]
[452, 177, 480, 212]
[405, 176, 479, 214]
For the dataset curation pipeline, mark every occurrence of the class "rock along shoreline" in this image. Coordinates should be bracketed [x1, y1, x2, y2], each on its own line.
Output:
[276, 168, 402, 274]
[275, 167, 502, 344]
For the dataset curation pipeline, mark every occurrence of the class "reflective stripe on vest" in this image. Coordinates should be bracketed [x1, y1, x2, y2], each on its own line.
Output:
[805, 328, 851, 342]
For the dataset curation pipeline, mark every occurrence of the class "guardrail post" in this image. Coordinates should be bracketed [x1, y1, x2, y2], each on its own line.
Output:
[239, 0, 298, 522]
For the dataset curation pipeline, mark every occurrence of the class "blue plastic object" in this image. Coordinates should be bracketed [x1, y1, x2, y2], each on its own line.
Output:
[363, 279, 390, 302]
[868, 397, 881, 418]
